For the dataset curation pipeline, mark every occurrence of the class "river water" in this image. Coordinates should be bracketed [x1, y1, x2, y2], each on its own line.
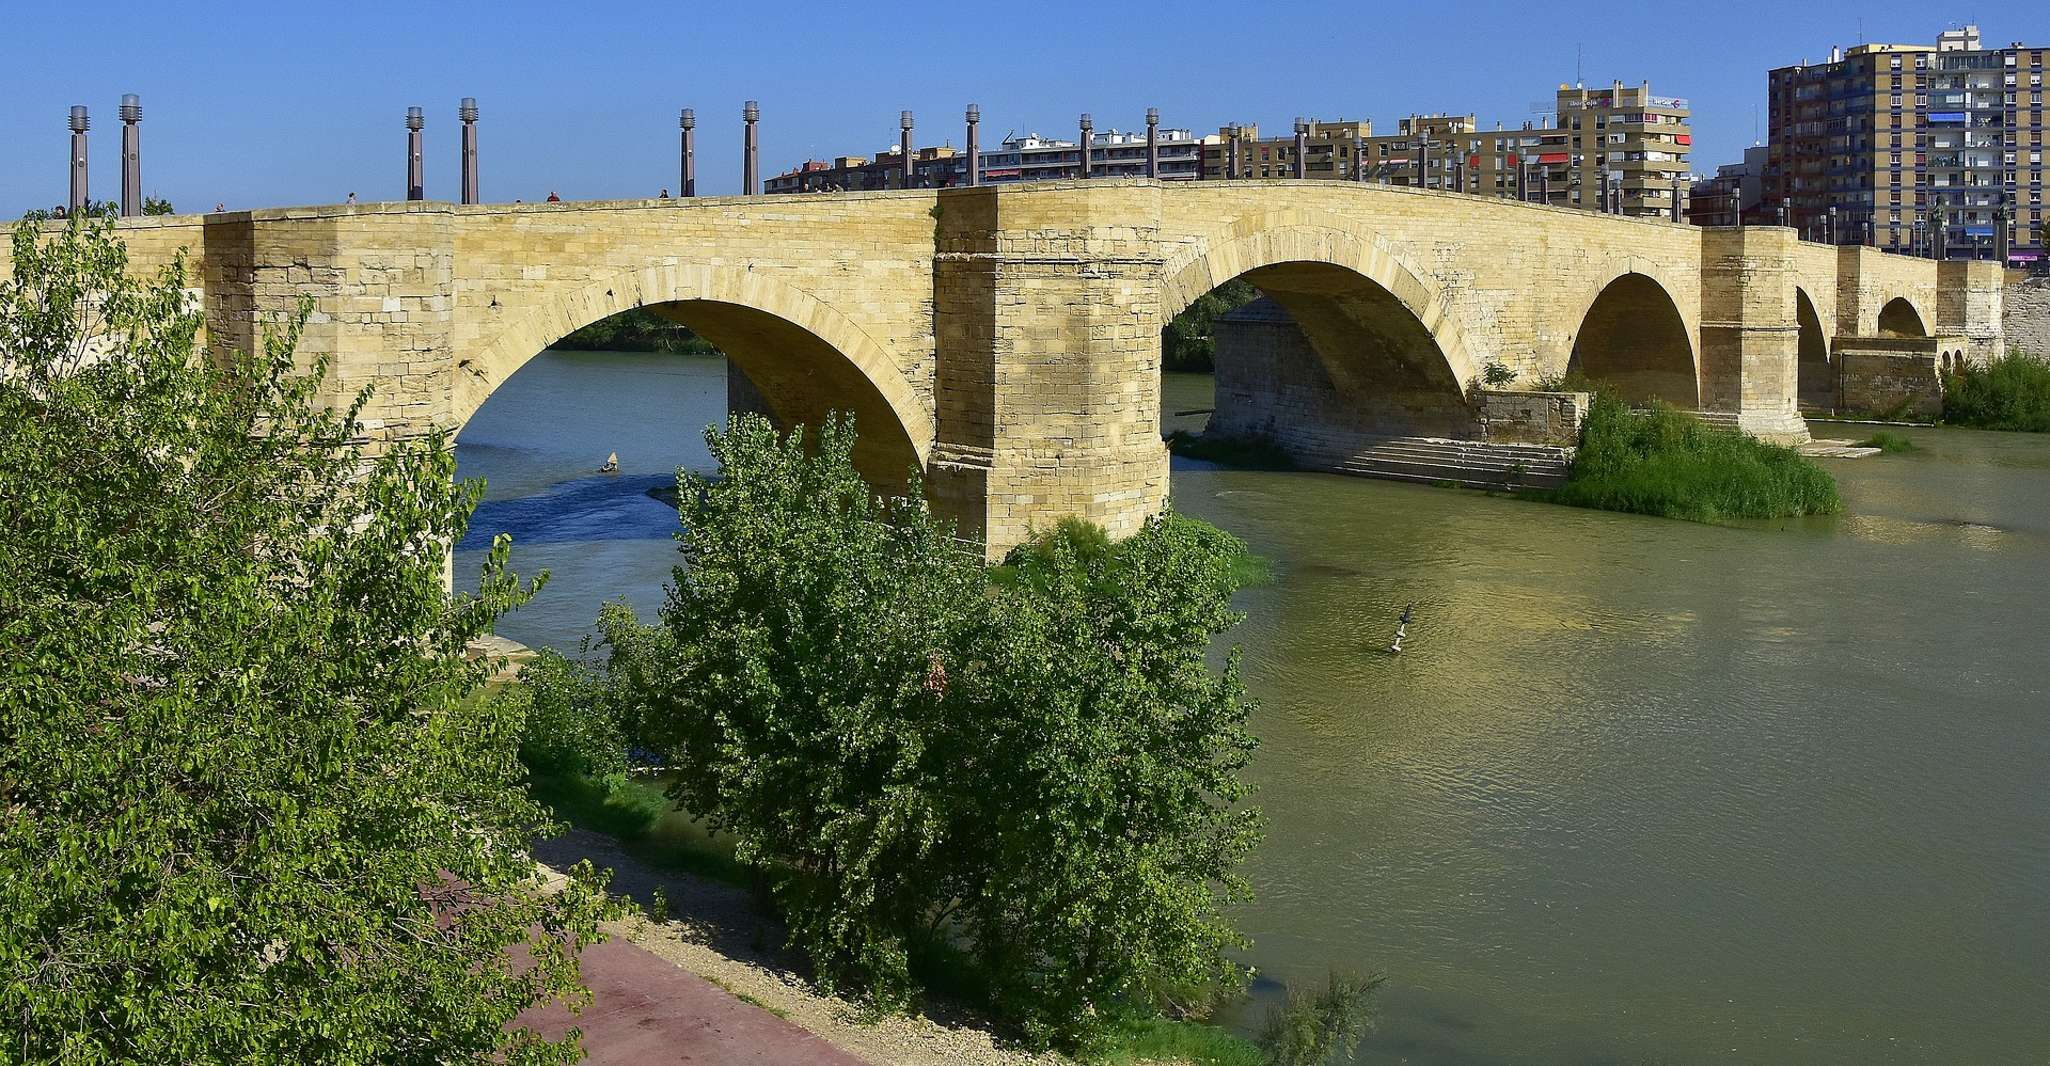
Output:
[456, 350, 2050, 1064]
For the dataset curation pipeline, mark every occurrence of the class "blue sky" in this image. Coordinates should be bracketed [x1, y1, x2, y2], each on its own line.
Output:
[4, 0, 2044, 215]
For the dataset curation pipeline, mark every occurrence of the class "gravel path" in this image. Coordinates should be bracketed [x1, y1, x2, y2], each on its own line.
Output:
[534, 828, 1072, 1066]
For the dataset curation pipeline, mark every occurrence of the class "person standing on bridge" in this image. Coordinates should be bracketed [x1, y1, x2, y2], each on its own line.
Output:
[546, 190, 561, 203]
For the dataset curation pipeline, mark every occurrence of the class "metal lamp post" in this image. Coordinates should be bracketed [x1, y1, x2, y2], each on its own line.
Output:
[1145, 107, 1159, 179]
[680, 109, 697, 196]
[68, 106, 89, 216]
[459, 98, 479, 205]
[405, 106, 425, 201]
[899, 110, 915, 188]
[966, 104, 981, 187]
[120, 95, 141, 216]
[1292, 118, 1307, 179]
[743, 101, 760, 195]
[1078, 113, 1092, 178]
[1226, 125, 1241, 180]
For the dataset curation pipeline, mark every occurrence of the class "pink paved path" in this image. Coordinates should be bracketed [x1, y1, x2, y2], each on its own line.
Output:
[518, 937, 866, 1065]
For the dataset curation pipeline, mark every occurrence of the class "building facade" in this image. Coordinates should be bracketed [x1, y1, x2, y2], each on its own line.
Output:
[1195, 82, 1691, 219]
[1690, 144, 1770, 227]
[1764, 25, 2047, 264]
[768, 126, 1199, 193]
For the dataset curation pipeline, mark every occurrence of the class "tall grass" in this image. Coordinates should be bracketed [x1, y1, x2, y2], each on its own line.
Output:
[1943, 353, 2050, 432]
[1539, 395, 1842, 521]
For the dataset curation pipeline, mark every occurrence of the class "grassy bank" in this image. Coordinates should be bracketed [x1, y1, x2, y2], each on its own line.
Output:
[1536, 395, 1842, 522]
[1943, 353, 2050, 432]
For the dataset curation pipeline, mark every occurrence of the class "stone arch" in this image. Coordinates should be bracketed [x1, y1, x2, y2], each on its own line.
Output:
[1563, 266, 1700, 407]
[455, 264, 934, 486]
[1877, 296, 1928, 338]
[1795, 286, 1834, 409]
[1161, 213, 1483, 402]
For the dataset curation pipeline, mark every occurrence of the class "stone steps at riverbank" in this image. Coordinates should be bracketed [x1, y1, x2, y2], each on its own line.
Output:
[1328, 437, 1573, 491]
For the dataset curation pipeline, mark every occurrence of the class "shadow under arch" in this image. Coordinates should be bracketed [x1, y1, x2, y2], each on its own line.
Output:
[1162, 219, 1483, 443]
[1565, 272, 1699, 407]
[456, 266, 934, 491]
[1877, 297, 1928, 338]
[1795, 287, 1833, 409]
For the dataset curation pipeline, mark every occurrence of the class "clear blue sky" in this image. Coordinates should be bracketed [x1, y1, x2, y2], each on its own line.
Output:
[4, 0, 2044, 215]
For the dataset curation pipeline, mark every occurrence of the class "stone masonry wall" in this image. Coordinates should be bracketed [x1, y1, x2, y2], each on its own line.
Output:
[1477, 390, 1589, 446]
[1210, 297, 1477, 465]
[2006, 273, 2050, 358]
[1839, 343, 1946, 419]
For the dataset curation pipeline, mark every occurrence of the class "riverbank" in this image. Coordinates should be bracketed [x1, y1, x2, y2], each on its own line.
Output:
[535, 828, 1069, 1066]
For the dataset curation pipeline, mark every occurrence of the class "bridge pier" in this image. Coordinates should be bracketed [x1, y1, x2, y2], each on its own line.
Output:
[928, 184, 1169, 554]
[1698, 228, 1809, 443]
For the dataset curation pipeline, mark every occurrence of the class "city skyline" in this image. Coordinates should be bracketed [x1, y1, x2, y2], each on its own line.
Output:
[5, 0, 2048, 216]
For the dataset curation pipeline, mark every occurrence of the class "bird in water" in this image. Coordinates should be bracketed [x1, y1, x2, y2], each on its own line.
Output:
[598, 451, 619, 474]
[1388, 602, 1416, 654]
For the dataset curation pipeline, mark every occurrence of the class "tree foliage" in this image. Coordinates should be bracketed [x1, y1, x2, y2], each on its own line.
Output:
[1163, 278, 1260, 372]
[624, 413, 1262, 1047]
[0, 215, 611, 1063]
[553, 308, 717, 354]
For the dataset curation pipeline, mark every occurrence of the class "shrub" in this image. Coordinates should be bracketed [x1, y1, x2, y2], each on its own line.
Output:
[1259, 969, 1386, 1066]
[1942, 352, 2050, 432]
[1480, 360, 1517, 388]
[506, 648, 627, 779]
[0, 214, 611, 1061]
[632, 413, 1262, 1048]
[1539, 394, 1842, 521]
[1856, 431, 1917, 453]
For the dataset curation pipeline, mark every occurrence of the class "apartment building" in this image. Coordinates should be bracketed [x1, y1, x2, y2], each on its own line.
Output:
[1764, 25, 2047, 263]
[766, 125, 1200, 193]
[1196, 83, 1691, 219]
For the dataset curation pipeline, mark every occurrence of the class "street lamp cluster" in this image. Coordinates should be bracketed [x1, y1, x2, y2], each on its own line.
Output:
[48, 100, 2021, 265]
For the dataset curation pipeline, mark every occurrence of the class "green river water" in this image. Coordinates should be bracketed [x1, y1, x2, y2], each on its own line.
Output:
[457, 352, 2050, 1064]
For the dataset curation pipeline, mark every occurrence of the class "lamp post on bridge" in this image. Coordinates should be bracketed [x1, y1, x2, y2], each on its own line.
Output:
[742, 101, 760, 195]
[405, 107, 425, 201]
[120, 94, 142, 217]
[966, 104, 981, 187]
[1078, 113, 1092, 178]
[459, 98, 479, 205]
[68, 106, 89, 216]
[1292, 118, 1307, 180]
[899, 110, 915, 188]
[1145, 107, 1159, 179]
[680, 109, 696, 197]
[1226, 124, 1241, 180]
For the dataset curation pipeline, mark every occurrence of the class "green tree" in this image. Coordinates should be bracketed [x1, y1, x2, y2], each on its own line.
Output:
[632, 413, 1261, 1047]
[0, 215, 611, 1063]
[142, 195, 174, 216]
[1163, 278, 1260, 371]
[963, 514, 1264, 1045]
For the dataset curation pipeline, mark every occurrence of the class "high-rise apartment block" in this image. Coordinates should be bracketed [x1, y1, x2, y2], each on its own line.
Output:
[1764, 25, 2047, 264]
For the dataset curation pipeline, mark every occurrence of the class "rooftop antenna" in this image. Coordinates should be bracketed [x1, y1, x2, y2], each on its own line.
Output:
[1857, 17, 1864, 44]
[1576, 43, 1584, 88]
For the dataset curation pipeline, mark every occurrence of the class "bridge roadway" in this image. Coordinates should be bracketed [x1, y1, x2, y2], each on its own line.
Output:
[3, 180, 2005, 553]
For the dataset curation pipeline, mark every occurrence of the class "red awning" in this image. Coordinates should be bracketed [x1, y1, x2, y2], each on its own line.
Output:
[1538, 152, 1569, 164]
[1676, 134, 1692, 145]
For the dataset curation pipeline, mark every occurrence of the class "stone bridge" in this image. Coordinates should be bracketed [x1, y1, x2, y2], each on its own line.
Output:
[5, 180, 2005, 553]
